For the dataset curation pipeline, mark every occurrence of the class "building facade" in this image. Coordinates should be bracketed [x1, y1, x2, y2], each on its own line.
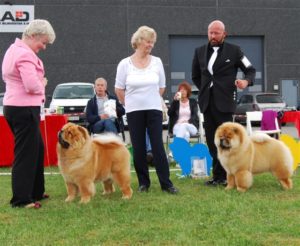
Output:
[1, 0, 300, 107]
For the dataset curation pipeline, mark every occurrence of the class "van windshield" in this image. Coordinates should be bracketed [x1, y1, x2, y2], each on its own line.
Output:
[53, 85, 94, 99]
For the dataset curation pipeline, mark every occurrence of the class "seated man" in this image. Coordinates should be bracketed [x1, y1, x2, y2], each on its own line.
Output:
[86, 77, 125, 134]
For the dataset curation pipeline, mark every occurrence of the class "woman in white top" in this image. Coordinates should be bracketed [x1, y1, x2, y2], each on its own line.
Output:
[115, 26, 178, 194]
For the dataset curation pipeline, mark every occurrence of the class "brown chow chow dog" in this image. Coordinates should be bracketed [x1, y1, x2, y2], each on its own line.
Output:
[57, 123, 133, 203]
[214, 122, 293, 192]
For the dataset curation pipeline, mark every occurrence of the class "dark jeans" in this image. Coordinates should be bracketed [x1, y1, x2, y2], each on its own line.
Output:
[127, 110, 173, 189]
[92, 118, 118, 134]
[4, 106, 45, 207]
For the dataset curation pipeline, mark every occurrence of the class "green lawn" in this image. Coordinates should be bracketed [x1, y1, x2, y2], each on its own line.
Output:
[0, 167, 300, 246]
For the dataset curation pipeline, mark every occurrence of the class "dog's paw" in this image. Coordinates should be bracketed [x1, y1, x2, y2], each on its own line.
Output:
[79, 197, 91, 204]
[122, 188, 133, 199]
[122, 194, 132, 200]
[225, 185, 234, 190]
[279, 179, 293, 190]
[102, 185, 115, 195]
[237, 187, 247, 192]
[65, 196, 75, 202]
[102, 190, 113, 195]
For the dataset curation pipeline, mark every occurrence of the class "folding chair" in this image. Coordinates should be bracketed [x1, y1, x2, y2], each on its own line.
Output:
[246, 111, 281, 138]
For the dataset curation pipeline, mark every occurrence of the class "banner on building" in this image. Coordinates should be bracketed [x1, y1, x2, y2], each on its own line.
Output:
[0, 5, 34, 33]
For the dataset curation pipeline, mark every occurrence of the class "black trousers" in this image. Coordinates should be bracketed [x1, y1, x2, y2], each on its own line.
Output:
[203, 91, 233, 181]
[127, 110, 173, 189]
[4, 106, 45, 207]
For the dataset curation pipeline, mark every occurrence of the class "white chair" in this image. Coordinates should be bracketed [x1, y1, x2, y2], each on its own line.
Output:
[246, 111, 281, 138]
[198, 112, 205, 143]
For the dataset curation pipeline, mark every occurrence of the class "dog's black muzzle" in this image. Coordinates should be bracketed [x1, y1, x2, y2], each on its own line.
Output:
[58, 130, 70, 149]
[220, 138, 231, 150]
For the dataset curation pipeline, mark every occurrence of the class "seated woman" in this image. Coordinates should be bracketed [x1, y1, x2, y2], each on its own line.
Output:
[168, 81, 199, 141]
[86, 77, 125, 134]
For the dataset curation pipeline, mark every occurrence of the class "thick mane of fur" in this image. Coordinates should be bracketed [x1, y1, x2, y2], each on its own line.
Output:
[92, 133, 125, 146]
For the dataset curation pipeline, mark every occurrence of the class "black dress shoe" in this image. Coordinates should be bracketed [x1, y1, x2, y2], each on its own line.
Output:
[162, 186, 179, 194]
[138, 185, 149, 192]
[205, 178, 227, 186]
[205, 178, 219, 186]
[218, 179, 227, 186]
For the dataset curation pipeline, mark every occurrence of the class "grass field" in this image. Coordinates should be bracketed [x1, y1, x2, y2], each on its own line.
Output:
[0, 167, 300, 246]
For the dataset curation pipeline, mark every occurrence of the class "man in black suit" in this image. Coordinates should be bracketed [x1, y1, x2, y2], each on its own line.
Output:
[192, 20, 256, 186]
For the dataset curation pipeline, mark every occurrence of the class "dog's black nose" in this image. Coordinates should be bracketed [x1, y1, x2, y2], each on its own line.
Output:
[220, 138, 230, 149]
[58, 130, 70, 149]
[220, 138, 226, 146]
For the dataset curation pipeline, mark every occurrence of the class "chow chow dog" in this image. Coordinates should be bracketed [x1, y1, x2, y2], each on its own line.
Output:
[214, 122, 293, 192]
[57, 123, 132, 203]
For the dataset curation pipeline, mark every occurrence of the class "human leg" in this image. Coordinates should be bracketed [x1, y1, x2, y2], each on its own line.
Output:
[147, 110, 177, 193]
[93, 119, 118, 134]
[103, 119, 118, 133]
[186, 123, 198, 137]
[145, 129, 153, 165]
[4, 106, 43, 207]
[30, 108, 46, 201]
[172, 123, 187, 139]
[92, 120, 105, 133]
[173, 123, 197, 141]
[127, 111, 150, 189]
[203, 94, 232, 184]
[145, 129, 152, 152]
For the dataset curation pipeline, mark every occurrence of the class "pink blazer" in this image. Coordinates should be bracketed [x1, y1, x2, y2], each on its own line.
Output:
[2, 38, 45, 106]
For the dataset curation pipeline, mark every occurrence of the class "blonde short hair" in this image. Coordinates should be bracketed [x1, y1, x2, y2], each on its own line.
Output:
[22, 19, 56, 44]
[131, 26, 157, 50]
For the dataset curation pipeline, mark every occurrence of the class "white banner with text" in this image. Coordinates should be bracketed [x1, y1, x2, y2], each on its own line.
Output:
[0, 5, 34, 33]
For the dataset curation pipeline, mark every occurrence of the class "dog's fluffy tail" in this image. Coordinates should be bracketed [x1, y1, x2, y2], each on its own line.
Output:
[251, 133, 272, 143]
[92, 133, 125, 147]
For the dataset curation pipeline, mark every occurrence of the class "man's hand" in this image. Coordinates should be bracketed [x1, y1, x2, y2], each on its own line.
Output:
[235, 79, 248, 89]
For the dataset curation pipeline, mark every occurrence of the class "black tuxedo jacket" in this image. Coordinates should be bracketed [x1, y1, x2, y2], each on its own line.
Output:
[192, 42, 256, 113]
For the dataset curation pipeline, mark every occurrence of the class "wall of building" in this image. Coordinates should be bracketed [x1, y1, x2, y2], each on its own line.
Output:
[1, 0, 300, 106]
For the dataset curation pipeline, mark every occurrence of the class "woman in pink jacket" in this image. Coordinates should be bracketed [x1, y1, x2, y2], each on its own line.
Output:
[2, 19, 55, 209]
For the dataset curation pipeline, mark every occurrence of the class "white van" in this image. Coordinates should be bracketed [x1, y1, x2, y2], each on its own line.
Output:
[49, 82, 94, 125]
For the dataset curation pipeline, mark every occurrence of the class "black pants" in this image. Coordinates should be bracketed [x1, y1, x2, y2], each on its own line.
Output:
[127, 110, 173, 189]
[4, 106, 45, 207]
[203, 92, 233, 181]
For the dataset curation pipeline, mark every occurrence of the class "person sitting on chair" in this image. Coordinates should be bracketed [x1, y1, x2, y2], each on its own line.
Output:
[86, 77, 125, 134]
[168, 81, 199, 141]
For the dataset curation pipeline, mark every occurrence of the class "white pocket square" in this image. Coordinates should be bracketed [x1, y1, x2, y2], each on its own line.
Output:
[225, 59, 230, 62]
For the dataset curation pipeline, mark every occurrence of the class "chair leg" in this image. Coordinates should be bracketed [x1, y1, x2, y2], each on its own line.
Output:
[165, 135, 170, 155]
[121, 131, 125, 141]
[166, 135, 174, 164]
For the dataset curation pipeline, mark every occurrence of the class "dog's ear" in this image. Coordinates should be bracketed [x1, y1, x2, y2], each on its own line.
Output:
[78, 125, 88, 139]
[234, 126, 244, 143]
